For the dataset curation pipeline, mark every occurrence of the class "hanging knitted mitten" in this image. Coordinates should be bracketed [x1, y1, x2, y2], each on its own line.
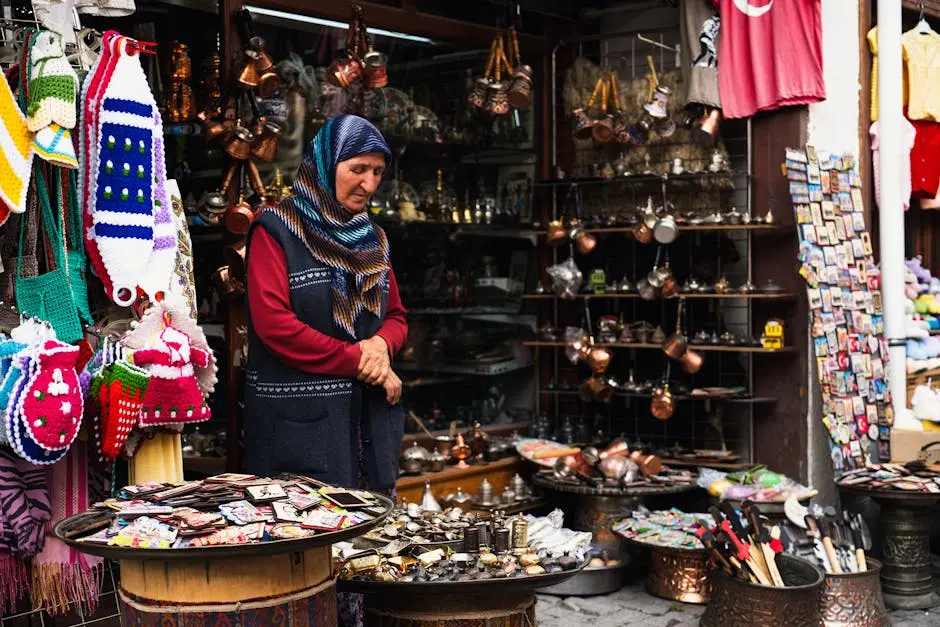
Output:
[6, 354, 70, 465]
[134, 326, 210, 427]
[91, 35, 158, 306]
[0, 59, 34, 214]
[17, 341, 83, 452]
[27, 31, 78, 169]
[100, 361, 148, 460]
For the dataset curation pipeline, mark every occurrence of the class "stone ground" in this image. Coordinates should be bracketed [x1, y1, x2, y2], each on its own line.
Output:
[535, 581, 940, 626]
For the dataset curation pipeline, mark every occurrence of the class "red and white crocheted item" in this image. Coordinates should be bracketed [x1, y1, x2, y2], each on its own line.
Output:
[18, 341, 82, 451]
[133, 326, 210, 427]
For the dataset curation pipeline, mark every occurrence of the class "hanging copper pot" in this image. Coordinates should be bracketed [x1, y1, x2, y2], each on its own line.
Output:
[224, 197, 255, 236]
[250, 121, 282, 162]
[204, 117, 232, 142]
[644, 84, 671, 119]
[486, 81, 511, 115]
[569, 221, 597, 255]
[248, 37, 274, 72]
[592, 79, 613, 143]
[237, 54, 261, 89]
[224, 239, 247, 281]
[661, 273, 679, 298]
[678, 348, 703, 374]
[693, 108, 722, 148]
[363, 48, 388, 88]
[224, 122, 253, 160]
[584, 345, 612, 374]
[632, 221, 653, 244]
[662, 333, 688, 360]
[328, 53, 364, 88]
[574, 77, 606, 140]
[629, 450, 662, 476]
[546, 219, 568, 246]
[469, 76, 490, 109]
[256, 68, 280, 99]
[508, 64, 533, 109]
[651, 383, 674, 420]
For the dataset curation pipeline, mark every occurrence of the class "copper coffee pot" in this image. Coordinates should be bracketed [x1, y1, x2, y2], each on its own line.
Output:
[451, 434, 471, 469]
[568, 220, 597, 255]
[250, 121, 283, 162]
[591, 79, 614, 143]
[651, 382, 675, 420]
[573, 77, 606, 140]
[582, 338, 612, 374]
[662, 298, 688, 360]
[629, 450, 662, 476]
[678, 348, 703, 374]
[224, 196, 255, 236]
[223, 121, 253, 160]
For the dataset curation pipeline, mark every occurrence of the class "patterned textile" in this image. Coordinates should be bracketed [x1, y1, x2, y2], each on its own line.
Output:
[0, 447, 51, 555]
[266, 114, 392, 339]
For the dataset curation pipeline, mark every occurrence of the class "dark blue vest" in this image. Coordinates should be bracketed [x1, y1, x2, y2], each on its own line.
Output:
[243, 212, 404, 490]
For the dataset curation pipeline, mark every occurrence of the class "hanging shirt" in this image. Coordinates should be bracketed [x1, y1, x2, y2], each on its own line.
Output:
[870, 119, 917, 211]
[910, 118, 940, 199]
[868, 27, 909, 122]
[902, 28, 940, 121]
[713, 0, 825, 119]
[681, 0, 721, 108]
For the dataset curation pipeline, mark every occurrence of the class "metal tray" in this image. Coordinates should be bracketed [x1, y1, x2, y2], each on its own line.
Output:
[337, 558, 588, 597]
[532, 473, 699, 497]
[53, 494, 393, 561]
[537, 563, 630, 597]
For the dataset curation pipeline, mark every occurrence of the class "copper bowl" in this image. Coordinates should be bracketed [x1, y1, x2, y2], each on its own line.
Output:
[701, 555, 824, 627]
[646, 547, 711, 604]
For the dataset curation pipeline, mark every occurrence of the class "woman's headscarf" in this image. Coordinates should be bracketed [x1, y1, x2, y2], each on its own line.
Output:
[266, 115, 393, 339]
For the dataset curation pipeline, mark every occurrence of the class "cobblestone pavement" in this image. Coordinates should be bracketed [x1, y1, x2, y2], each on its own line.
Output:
[536, 581, 940, 626]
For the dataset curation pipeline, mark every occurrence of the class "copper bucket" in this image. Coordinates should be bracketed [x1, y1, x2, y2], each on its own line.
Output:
[645, 547, 710, 604]
[819, 558, 889, 627]
[701, 555, 824, 627]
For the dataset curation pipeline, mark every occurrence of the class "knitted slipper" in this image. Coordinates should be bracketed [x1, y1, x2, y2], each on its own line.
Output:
[0, 59, 34, 213]
[33, 124, 78, 169]
[7, 354, 69, 465]
[92, 36, 159, 306]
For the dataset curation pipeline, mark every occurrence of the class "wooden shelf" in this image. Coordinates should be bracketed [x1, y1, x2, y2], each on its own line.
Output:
[523, 341, 796, 354]
[523, 292, 796, 300]
[539, 389, 777, 404]
[395, 457, 528, 505]
[533, 224, 782, 236]
[661, 457, 751, 471]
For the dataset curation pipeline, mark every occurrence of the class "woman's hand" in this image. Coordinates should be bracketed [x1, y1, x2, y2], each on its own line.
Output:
[383, 369, 403, 405]
[357, 336, 390, 385]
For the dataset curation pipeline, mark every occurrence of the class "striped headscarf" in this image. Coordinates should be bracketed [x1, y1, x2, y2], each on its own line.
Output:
[267, 115, 392, 339]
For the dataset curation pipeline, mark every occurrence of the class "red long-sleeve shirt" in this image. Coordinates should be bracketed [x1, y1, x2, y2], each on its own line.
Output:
[247, 227, 408, 378]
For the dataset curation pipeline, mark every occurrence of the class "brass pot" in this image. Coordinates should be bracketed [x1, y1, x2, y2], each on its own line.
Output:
[646, 548, 711, 604]
[701, 555, 824, 627]
[546, 219, 568, 246]
[714, 276, 731, 294]
[584, 346, 612, 374]
[508, 64, 533, 109]
[651, 384, 674, 420]
[819, 558, 889, 627]
[679, 349, 703, 374]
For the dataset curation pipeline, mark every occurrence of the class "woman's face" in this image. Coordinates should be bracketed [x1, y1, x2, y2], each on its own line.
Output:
[335, 152, 386, 213]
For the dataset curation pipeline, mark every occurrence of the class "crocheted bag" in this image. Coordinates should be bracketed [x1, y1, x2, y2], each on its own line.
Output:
[18, 340, 82, 452]
[16, 169, 83, 344]
[96, 361, 148, 460]
[5, 353, 70, 465]
[59, 170, 93, 325]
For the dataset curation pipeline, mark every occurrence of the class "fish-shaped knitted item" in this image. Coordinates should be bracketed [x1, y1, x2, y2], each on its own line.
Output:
[79, 31, 120, 297]
[91, 36, 158, 306]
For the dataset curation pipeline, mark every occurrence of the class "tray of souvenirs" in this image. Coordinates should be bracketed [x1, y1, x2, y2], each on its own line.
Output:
[353, 502, 478, 550]
[835, 463, 940, 496]
[53, 473, 392, 559]
[336, 509, 591, 594]
[613, 509, 716, 552]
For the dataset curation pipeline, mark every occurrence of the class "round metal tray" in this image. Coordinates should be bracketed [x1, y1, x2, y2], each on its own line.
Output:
[53, 494, 394, 561]
[537, 562, 630, 597]
[337, 557, 589, 597]
[619, 534, 705, 555]
[532, 473, 698, 497]
[837, 483, 940, 502]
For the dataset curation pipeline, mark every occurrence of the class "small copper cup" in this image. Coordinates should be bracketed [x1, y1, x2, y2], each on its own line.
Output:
[224, 124, 253, 160]
[485, 80, 511, 115]
[250, 121, 282, 162]
[651, 384, 675, 420]
[661, 273, 679, 298]
[569, 223, 597, 255]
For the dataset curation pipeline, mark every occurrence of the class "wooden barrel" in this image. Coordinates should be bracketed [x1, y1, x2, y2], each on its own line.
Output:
[364, 594, 536, 627]
[119, 545, 336, 626]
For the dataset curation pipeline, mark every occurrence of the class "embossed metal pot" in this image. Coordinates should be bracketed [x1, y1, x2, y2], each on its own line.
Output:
[700, 555, 824, 627]
[819, 558, 890, 627]
[645, 547, 710, 604]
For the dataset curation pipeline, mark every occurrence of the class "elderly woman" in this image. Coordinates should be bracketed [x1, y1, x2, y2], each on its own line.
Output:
[244, 115, 407, 493]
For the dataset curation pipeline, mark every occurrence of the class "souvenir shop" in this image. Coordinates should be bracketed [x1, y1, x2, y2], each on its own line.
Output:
[0, 0, 937, 626]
